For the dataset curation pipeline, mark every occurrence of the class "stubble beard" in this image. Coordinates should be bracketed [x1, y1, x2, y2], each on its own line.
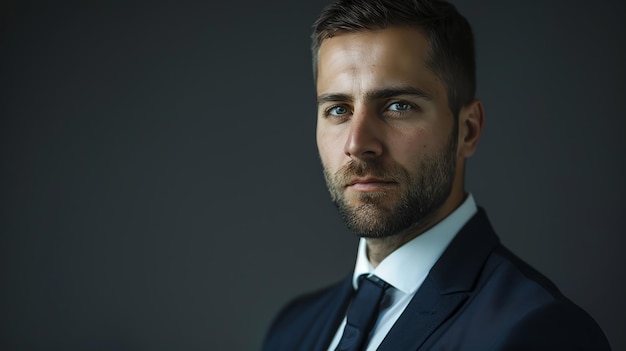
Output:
[322, 131, 458, 239]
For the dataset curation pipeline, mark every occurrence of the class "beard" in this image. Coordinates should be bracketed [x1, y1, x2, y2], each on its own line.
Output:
[322, 129, 458, 239]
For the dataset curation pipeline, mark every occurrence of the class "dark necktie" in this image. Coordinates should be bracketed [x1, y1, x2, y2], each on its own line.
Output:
[335, 275, 390, 351]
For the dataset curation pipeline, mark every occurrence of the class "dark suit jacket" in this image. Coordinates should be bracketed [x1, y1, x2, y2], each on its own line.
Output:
[262, 209, 611, 350]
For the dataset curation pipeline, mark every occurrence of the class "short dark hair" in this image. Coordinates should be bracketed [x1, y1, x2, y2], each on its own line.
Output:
[311, 0, 476, 118]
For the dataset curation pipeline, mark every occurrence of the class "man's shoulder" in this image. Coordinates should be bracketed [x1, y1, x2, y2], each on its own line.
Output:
[424, 208, 610, 349]
[472, 242, 596, 322]
[450, 243, 612, 349]
[488, 244, 565, 300]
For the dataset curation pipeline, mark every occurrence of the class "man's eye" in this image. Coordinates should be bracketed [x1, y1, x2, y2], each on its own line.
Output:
[328, 105, 349, 116]
[388, 102, 411, 112]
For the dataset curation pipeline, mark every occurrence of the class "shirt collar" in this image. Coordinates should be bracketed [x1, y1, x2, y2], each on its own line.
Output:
[352, 194, 478, 293]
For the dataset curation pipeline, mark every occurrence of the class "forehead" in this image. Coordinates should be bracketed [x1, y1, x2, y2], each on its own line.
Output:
[316, 27, 439, 95]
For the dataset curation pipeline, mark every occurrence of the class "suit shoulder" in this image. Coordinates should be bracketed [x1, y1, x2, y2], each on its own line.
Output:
[490, 298, 612, 350]
[479, 246, 611, 349]
[492, 245, 564, 298]
[435, 243, 611, 349]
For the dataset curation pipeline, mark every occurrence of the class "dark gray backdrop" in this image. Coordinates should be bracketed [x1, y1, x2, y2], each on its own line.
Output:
[1, 0, 624, 350]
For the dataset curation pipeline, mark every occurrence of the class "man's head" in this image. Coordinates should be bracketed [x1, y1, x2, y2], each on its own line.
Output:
[313, 0, 484, 240]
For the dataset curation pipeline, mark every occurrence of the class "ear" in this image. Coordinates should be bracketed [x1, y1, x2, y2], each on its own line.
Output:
[457, 99, 485, 158]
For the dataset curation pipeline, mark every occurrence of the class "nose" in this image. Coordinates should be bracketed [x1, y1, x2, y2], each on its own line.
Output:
[344, 110, 383, 159]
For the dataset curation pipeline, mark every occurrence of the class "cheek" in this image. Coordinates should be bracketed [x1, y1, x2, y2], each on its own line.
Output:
[316, 128, 347, 173]
[393, 126, 429, 149]
[388, 128, 432, 166]
[316, 128, 337, 168]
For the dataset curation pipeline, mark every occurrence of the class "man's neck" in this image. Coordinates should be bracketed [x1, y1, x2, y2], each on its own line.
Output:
[366, 220, 434, 268]
[366, 235, 409, 268]
[366, 193, 466, 268]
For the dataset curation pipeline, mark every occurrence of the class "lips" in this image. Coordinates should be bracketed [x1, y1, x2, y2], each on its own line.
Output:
[346, 177, 397, 191]
[347, 177, 389, 185]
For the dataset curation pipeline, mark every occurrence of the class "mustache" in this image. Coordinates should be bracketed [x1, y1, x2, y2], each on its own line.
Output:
[334, 160, 405, 185]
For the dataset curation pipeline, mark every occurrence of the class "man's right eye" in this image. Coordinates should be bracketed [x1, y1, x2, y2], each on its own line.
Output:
[327, 105, 349, 116]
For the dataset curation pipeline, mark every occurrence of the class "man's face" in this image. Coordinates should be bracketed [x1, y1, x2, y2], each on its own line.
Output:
[316, 27, 462, 238]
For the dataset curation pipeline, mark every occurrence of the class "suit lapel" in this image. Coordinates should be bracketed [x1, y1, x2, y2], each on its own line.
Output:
[303, 276, 354, 351]
[378, 208, 499, 350]
[377, 278, 468, 350]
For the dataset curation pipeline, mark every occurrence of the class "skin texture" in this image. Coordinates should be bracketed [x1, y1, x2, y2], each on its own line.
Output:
[316, 27, 485, 267]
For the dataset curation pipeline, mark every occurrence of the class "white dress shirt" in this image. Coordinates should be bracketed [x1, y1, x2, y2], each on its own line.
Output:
[327, 194, 478, 351]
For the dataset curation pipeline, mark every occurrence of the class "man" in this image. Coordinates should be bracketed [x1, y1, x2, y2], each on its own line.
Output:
[262, 0, 611, 350]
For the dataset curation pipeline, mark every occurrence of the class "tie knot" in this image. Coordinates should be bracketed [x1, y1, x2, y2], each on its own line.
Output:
[359, 274, 389, 291]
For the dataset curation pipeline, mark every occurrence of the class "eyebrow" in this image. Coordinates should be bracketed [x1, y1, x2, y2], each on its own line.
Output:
[317, 86, 432, 105]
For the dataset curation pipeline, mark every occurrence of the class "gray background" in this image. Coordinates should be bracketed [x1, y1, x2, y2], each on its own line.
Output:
[1, 0, 624, 350]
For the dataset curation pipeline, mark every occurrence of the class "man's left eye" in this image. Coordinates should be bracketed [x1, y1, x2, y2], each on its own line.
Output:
[388, 102, 411, 111]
